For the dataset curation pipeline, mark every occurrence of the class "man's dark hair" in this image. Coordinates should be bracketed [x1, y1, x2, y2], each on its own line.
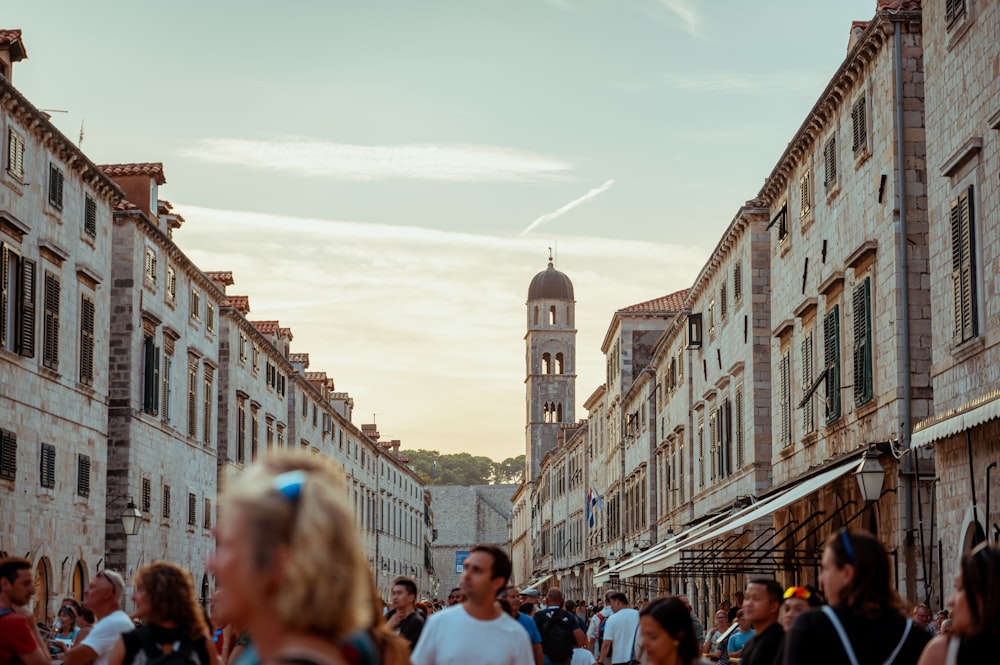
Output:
[392, 576, 417, 598]
[450, 587, 462, 594]
[565, 600, 576, 612]
[608, 592, 629, 605]
[748, 578, 784, 605]
[0, 557, 32, 584]
[471, 544, 512, 584]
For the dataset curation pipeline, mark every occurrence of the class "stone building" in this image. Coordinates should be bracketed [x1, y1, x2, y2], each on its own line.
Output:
[102, 162, 224, 599]
[912, 0, 1000, 580]
[0, 37, 122, 622]
[428, 484, 517, 596]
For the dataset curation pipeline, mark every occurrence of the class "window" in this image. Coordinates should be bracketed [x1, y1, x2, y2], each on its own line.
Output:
[161, 353, 172, 423]
[1, 243, 36, 357]
[277, 424, 285, 448]
[77, 454, 90, 497]
[823, 136, 837, 189]
[734, 263, 743, 306]
[851, 95, 867, 156]
[237, 397, 247, 463]
[48, 164, 64, 210]
[7, 129, 25, 182]
[238, 333, 248, 364]
[40, 443, 55, 488]
[801, 331, 815, 434]
[165, 266, 176, 302]
[951, 186, 977, 344]
[187, 493, 197, 526]
[187, 357, 198, 438]
[42, 272, 60, 370]
[0, 428, 16, 481]
[84, 196, 97, 238]
[853, 277, 873, 406]
[720, 282, 728, 321]
[734, 385, 745, 469]
[772, 204, 788, 242]
[823, 306, 842, 423]
[79, 295, 95, 385]
[162, 484, 171, 519]
[251, 406, 260, 461]
[203, 366, 214, 446]
[252, 345, 260, 374]
[142, 477, 151, 513]
[142, 333, 160, 415]
[799, 171, 812, 218]
[206, 304, 215, 333]
[203, 498, 212, 529]
[708, 299, 715, 337]
[144, 248, 157, 285]
[946, 0, 966, 27]
[697, 419, 705, 489]
[190, 288, 201, 321]
[779, 351, 791, 447]
[266, 417, 274, 450]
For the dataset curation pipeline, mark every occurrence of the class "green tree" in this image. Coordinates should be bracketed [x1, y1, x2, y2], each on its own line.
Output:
[404, 450, 522, 485]
[491, 455, 525, 484]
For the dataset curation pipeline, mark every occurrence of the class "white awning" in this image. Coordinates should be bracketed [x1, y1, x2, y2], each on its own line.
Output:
[637, 456, 860, 577]
[912, 391, 1000, 448]
[520, 573, 555, 592]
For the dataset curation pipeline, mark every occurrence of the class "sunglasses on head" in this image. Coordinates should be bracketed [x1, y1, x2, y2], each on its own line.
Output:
[783, 586, 811, 600]
[838, 528, 857, 566]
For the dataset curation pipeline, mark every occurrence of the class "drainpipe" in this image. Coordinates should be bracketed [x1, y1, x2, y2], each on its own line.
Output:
[893, 19, 915, 551]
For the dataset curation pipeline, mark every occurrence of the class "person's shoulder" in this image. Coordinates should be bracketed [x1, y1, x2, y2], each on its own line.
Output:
[919, 635, 950, 664]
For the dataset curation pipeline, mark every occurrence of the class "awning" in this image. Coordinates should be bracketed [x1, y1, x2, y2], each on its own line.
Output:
[520, 573, 555, 592]
[912, 390, 1000, 448]
[636, 455, 861, 577]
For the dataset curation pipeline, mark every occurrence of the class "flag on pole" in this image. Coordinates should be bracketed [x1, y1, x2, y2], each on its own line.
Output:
[586, 486, 604, 529]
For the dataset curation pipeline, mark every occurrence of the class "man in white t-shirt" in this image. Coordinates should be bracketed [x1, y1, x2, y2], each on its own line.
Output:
[412, 544, 532, 665]
[63, 571, 134, 665]
[599, 593, 639, 665]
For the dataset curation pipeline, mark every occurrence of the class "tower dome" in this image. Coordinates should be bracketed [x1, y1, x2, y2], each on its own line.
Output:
[528, 260, 574, 301]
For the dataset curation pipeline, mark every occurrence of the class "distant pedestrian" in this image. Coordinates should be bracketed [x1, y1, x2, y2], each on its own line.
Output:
[534, 588, 586, 665]
[106, 562, 217, 665]
[783, 528, 930, 665]
[586, 592, 613, 658]
[913, 603, 936, 635]
[915, 542, 999, 665]
[676, 595, 705, 646]
[504, 586, 543, 665]
[446, 587, 466, 607]
[739, 579, 783, 665]
[0, 557, 49, 665]
[411, 544, 532, 665]
[600, 592, 640, 665]
[63, 570, 134, 665]
[385, 576, 425, 649]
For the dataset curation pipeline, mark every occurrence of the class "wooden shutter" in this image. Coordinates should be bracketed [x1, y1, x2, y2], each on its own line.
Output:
[48, 164, 64, 209]
[161, 355, 172, 421]
[77, 454, 91, 497]
[852, 96, 867, 153]
[799, 172, 811, 217]
[780, 352, 791, 446]
[946, 0, 965, 26]
[951, 186, 977, 343]
[824, 136, 837, 188]
[80, 296, 95, 385]
[733, 263, 743, 305]
[20, 257, 36, 358]
[188, 493, 197, 525]
[163, 485, 171, 519]
[42, 272, 60, 368]
[853, 278, 873, 405]
[84, 197, 97, 237]
[824, 306, 841, 422]
[40, 443, 55, 488]
[801, 332, 815, 434]
[0, 429, 16, 480]
[735, 386, 744, 468]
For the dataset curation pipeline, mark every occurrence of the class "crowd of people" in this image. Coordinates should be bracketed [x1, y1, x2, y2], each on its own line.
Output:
[2, 451, 999, 665]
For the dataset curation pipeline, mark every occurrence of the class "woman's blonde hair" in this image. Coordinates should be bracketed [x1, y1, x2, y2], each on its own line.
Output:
[221, 450, 377, 639]
[134, 561, 209, 640]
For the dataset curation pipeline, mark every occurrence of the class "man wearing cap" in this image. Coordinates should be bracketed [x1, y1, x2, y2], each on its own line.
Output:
[62, 571, 133, 665]
[520, 588, 541, 615]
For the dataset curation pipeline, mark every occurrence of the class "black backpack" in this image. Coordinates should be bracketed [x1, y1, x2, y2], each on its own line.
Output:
[536, 607, 575, 662]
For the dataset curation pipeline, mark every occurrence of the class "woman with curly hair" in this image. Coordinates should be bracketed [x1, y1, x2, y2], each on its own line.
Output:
[107, 561, 218, 665]
[209, 449, 409, 665]
[916, 542, 1000, 665]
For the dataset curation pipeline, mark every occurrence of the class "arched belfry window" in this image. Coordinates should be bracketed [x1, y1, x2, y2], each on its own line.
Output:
[543, 403, 550, 423]
[549, 306, 556, 325]
[534, 307, 539, 325]
[566, 306, 570, 325]
[556, 403, 563, 422]
[542, 353, 551, 374]
[555, 353, 564, 374]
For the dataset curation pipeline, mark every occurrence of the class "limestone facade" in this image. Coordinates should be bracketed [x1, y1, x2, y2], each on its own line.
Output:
[0, 54, 121, 622]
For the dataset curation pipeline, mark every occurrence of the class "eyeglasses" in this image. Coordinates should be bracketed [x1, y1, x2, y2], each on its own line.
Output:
[783, 586, 812, 600]
[273, 470, 307, 505]
[839, 528, 857, 566]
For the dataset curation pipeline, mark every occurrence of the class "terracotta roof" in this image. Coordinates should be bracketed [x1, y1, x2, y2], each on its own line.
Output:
[619, 288, 690, 314]
[99, 162, 166, 185]
[226, 295, 250, 313]
[278, 327, 292, 340]
[305, 371, 327, 381]
[289, 353, 309, 365]
[251, 320, 279, 335]
[114, 198, 139, 212]
[0, 30, 26, 61]
[205, 271, 234, 286]
[876, 0, 919, 9]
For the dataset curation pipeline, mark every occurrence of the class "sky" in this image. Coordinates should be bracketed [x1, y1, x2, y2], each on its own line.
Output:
[7, 0, 879, 460]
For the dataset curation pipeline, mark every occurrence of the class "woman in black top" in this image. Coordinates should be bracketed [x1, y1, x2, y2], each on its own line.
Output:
[783, 529, 930, 665]
[107, 561, 218, 665]
[916, 542, 999, 665]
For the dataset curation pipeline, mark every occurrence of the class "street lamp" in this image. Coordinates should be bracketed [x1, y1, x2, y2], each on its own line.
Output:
[855, 448, 885, 503]
[121, 499, 142, 536]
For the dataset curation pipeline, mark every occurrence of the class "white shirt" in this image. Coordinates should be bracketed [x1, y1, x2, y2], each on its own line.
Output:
[411, 605, 533, 665]
[603, 607, 640, 665]
[586, 607, 612, 641]
[572, 647, 597, 665]
[80, 610, 134, 665]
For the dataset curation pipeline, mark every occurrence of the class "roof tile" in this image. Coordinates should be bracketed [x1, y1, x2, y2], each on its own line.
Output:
[619, 288, 690, 314]
[226, 295, 250, 313]
[99, 162, 167, 185]
[250, 320, 279, 335]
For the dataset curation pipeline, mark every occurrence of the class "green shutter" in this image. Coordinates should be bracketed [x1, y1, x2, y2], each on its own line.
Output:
[824, 306, 841, 423]
[951, 186, 977, 343]
[853, 278, 873, 406]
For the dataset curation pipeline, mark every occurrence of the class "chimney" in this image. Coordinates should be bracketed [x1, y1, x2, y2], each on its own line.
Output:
[0, 30, 27, 83]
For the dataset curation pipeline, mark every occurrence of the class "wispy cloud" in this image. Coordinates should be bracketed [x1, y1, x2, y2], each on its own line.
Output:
[658, 0, 699, 36]
[519, 179, 615, 237]
[180, 138, 573, 183]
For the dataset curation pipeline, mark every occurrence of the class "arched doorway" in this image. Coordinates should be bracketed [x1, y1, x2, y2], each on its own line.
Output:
[72, 561, 87, 602]
[33, 558, 51, 624]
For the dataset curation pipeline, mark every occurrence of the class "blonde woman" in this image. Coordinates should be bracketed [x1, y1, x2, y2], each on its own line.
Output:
[209, 450, 408, 665]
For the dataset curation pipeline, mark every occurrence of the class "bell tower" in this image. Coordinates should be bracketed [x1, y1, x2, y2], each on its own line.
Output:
[525, 254, 576, 483]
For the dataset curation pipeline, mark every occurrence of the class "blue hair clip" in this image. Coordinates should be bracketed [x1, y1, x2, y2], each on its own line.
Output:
[273, 470, 307, 504]
[839, 529, 857, 566]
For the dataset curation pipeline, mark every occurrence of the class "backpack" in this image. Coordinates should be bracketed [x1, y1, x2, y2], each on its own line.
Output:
[537, 608, 575, 662]
[133, 627, 202, 665]
[596, 612, 609, 649]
